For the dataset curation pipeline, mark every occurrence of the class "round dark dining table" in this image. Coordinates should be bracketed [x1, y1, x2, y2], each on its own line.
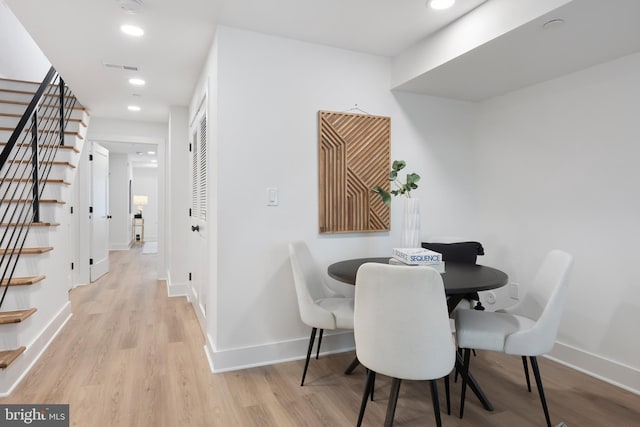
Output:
[328, 257, 508, 313]
[327, 256, 509, 411]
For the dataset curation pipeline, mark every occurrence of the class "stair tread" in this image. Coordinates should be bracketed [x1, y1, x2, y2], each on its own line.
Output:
[0, 76, 39, 84]
[0, 347, 26, 369]
[0, 88, 77, 98]
[7, 178, 71, 185]
[0, 222, 60, 227]
[9, 159, 76, 168]
[1, 275, 46, 286]
[0, 99, 86, 110]
[2, 199, 65, 204]
[0, 308, 37, 325]
[0, 143, 81, 153]
[0, 127, 84, 138]
[0, 247, 53, 255]
[0, 113, 87, 128]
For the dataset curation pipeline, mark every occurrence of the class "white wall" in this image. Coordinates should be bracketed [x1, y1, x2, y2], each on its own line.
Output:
[132, 167, 159, 241]
[0, 1, 50, 80]
[165, 106, 190, 296]
[87, 117, 167, 144]
[108, 153, 132, 249]
[475, 51, 640, 392]
[192, 26, 477, 371]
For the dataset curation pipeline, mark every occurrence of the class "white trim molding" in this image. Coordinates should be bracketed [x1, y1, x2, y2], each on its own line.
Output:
[547, 341, 640, 395]
[206, 331, 355, 374]
[165, 271, 189, 298]
[0, 303, 72, 397]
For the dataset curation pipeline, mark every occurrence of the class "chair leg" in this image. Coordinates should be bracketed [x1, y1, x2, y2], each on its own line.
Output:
[530, 356, 552, 427]
[316, 329, 324, 359]
[444, 374, 451, 415]
[430, 380, 443, 427]
[364, 369, 376, 401]
[522, 356, 532, 392]
[384, 378, 402, 427]
[344, 356, 361, 375]
[370, 371, 376, 402]
[357, 370, 376, 427]
[459, 348, 471, 418]
[300, 327, 317, 386]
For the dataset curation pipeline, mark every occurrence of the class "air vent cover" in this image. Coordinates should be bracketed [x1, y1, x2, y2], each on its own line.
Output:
[118, 0, 144, 14]
[103, 63, 139, 72]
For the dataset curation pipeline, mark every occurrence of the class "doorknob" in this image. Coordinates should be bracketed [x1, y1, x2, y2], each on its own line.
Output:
[191, 225, 200, 232]
[107, 215, 112, 219]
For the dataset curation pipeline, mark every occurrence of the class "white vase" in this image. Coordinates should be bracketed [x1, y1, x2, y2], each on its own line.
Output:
[401, 198, 420, 248]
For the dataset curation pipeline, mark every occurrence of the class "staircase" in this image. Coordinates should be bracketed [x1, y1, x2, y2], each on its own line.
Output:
[0, 70, 88, 393]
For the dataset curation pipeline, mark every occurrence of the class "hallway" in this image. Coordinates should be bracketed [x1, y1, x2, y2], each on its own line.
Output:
[0, 247, 221, 425]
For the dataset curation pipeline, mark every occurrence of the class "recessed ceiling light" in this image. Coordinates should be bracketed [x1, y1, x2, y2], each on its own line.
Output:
[129, 78, 146, 86]
[147, 151, 155, 155]
[428, 0, 455, 10]
[150, 159, 157, 163]
[120, 24, 144, 36]
[128, 105, 141, 111]
[542, 19, 565, 30]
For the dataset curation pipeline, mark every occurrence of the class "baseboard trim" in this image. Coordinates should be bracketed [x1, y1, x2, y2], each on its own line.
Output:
[547, 341, 640, 395]
[109, 242, 132, 251]
[0, 302, 72, 397]
[165, 270, 189, 297]
[207, 330, 355, 374]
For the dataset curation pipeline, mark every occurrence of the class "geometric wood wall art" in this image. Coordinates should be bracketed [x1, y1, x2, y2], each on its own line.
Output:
[318, 110, 391, 233]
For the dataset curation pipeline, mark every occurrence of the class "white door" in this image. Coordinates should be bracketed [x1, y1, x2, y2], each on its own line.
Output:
[90, 142, 110, 281]
[189, 106, 208, 328]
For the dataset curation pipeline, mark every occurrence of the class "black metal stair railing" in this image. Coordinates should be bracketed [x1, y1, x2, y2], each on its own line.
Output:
[0, 66, 78, 309]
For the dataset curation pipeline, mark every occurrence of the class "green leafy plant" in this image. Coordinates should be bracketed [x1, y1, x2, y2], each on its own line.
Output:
[372, 160, 421, 205]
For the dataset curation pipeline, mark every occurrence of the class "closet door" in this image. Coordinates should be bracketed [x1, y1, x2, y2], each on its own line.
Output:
[188, 105, 208, 328]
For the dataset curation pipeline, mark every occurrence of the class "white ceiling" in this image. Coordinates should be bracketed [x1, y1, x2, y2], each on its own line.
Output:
[6, 0, 640, 122]
[99, 141, 158, 167]
[395, 0, 640, 101]
[4, 0, 485, 123]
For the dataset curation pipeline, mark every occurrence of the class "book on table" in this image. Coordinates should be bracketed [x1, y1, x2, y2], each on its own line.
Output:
[391, 248, 445, 272]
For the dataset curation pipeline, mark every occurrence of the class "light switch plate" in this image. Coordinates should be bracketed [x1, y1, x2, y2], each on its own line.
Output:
[267, 187, 278, 206]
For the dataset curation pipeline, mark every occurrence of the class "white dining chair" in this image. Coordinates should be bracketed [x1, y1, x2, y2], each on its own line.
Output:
[288, 241, 354, 386]
[354, 263, 456, 427]
[455, 249, 573, 427]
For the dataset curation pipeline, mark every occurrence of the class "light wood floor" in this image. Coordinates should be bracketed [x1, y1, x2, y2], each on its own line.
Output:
[1, 248, 638, 426]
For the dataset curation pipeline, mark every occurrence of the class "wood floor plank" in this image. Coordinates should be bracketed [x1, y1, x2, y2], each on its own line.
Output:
[0, 247, 637, 426]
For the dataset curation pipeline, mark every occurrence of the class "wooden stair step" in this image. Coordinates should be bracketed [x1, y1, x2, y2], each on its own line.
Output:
[0, 308, 37, 325]
[1, 275, 46, 286]
[0, 77, 39, 85]
[9, 159, 76, 168]
[1, 127, 85, 137]
[0, 127, 84, 139]
[0, 99, 86, 111]
[0, 143, 80, 153]
[7, 178, 71, 185]
[0, 88, 77, 99]
[0, 113, 87, 128]
[2, 199, 65, 204]
[0, 347, 26, 369]
[1, 222, 60, 227]
[0, 247, 53, 255]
